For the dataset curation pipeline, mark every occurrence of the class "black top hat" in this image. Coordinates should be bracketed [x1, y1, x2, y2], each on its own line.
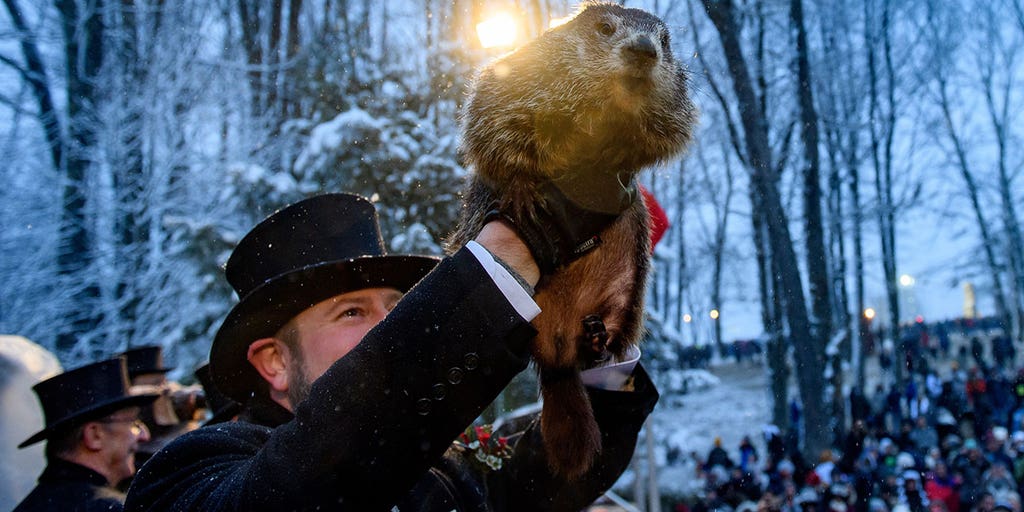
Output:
[210, 193, 439, 402]
[118, 345, 174, 378]
[19, 357, 159, 448]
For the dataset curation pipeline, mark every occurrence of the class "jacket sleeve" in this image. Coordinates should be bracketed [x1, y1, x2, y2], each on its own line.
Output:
[488, 364, 660, 511]
[126, 247, 537, 511]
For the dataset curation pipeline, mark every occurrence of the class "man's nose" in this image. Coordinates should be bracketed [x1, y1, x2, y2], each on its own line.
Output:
[370, 306, 389, 326]
[135, 421, 151, 442]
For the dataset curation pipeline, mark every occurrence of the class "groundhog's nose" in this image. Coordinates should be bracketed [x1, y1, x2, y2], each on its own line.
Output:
[624, 35, 658, 66]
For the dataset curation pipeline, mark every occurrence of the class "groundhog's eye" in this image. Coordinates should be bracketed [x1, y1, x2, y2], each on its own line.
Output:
[597, 22, 615, 37]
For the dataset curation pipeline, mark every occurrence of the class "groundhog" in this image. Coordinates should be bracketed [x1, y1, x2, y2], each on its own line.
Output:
[448, 2, 697, 478]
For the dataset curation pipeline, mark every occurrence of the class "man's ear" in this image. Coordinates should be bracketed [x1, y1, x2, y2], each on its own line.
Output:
[247, 338, 290, 394]
[81, 422, 105, 452]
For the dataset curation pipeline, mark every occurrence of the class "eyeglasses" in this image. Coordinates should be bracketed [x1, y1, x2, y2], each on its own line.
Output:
[99, 417, 148, 435]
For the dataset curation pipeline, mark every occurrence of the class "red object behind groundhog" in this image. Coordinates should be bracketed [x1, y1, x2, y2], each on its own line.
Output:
[642, 186, 669, 252]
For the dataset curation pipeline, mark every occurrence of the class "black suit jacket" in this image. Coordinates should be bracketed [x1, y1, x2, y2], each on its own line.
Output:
[14, 459, 125, 512]
[125, 248, 658, 511]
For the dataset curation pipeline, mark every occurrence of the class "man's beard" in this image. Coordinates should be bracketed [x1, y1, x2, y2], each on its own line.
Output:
[286, 355, 313, 407]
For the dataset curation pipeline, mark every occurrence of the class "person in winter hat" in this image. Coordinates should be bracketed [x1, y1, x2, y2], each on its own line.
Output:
[924, 460, 960, 512]
[897, 469, 930, 512]
[796, 487, 820, 512]
[740, 435, 760, 472]
[126, 191, 659, 511]
[707, 436, 736, 471]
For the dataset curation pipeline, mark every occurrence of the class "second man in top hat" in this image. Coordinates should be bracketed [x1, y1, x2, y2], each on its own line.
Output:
[15, 357, 156, 512]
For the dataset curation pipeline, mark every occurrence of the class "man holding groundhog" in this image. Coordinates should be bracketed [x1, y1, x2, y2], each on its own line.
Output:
[125, 188, 658, 511]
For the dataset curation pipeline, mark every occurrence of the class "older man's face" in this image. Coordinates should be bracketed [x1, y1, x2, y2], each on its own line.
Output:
[97, 406, 150, 484]
[285, 287, 403, 403]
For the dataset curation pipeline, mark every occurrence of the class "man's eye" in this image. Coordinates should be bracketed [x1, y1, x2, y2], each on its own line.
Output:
[338, 308, 362, 319]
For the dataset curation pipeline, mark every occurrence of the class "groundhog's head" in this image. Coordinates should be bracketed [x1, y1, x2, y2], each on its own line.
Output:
[461, 2, 697, 182]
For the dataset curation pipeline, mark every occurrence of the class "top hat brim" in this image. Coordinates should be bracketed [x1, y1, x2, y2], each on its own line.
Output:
[211, 254, 439, 403]
[18, 393, 159, 448]
[202, 402, 244, 427]
[128, 367, 173, 378]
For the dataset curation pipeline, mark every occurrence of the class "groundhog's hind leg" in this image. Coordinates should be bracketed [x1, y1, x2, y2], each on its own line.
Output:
[539, 365, 601, 480]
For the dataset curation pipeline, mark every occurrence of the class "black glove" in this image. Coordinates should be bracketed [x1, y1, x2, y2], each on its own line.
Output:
[485, 172, 638, 275]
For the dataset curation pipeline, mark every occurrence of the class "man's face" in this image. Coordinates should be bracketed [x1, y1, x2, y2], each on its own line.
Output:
[97, 407, 150, 483]
[285, 287, 403, 402]
[980, 495, 996, 512]
[132, 373, 167, 387]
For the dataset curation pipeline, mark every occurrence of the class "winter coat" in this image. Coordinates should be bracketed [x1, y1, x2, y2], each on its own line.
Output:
[739, 441, 759, 472]
[14, 458, 125, 512]
[951, 452, 990, 506]
[706, 446, 734, 470]
[850, 389, 872, 423]
[125, 249, 659, 511]
[923, 474, 959, 512]
[909, 426, 939, 455]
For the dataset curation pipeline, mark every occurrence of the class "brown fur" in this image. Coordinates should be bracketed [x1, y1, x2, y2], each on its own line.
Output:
[447, 2, 697, 478]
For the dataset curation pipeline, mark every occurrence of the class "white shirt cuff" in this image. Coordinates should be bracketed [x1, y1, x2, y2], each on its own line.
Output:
[466, 241, 541, 322]
[581, 345, 641, 390]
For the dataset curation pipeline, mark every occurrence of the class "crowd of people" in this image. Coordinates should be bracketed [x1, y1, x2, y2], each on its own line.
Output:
[679, 329, 1024, 512]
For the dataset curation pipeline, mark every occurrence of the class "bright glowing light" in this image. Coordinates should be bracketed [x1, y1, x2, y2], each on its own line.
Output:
[864, 308, 876, 320]
[899, 274, 915, 287]
[477, 12, 519, 49]
[709, 309, 720, 320]
[549, 15, 572, 28]
[683, 314, 692, 323]
[915, 315, 925, 323]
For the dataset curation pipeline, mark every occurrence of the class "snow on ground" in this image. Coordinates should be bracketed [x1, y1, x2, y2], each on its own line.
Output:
[613, 361, 773, 499]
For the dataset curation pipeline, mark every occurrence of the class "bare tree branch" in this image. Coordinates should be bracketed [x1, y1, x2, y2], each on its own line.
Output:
[0, 52, 26, 76]
[2, 0, 63, 170]
[686, 0, 749, 168]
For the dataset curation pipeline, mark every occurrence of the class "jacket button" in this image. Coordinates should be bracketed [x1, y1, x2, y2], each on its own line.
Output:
[447, 367, 464, 384]
[464, 353, 479, 370]
[416, 398, 432, 415]
[432, 383, 447, 401]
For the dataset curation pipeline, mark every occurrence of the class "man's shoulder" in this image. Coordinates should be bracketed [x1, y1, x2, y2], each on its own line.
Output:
[15, 480, 125, 512]
[84, 490, 128, 512]
[126, 421, 273, 511]
[132, 421, 272, 487]
[149, 420, 273, 462]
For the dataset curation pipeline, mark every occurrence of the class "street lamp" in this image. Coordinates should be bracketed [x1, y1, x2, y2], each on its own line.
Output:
[898, 274, 919, 324]
[476, 12, 520, 49]
[709, 309, 719, 320]
[864, 307, 876, 320]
